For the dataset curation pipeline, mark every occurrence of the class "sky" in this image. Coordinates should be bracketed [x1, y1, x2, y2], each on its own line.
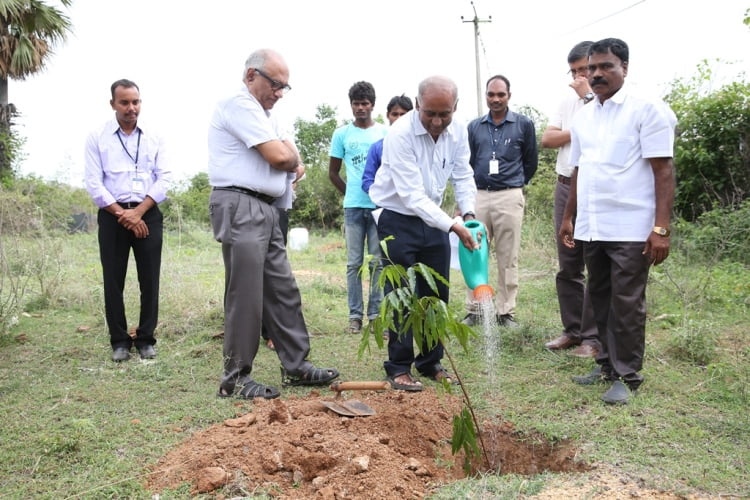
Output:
[10, 0, 750, 187]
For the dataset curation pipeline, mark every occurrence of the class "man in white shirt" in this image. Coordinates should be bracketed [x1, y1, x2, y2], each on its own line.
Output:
[207, 48, 339, 399]
[369, 75, 478, 391]
[541, 41, 600, 358]
[560, 38, 676, 404]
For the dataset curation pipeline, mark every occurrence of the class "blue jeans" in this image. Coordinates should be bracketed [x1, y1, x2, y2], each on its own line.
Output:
[344, 208, 382, 320]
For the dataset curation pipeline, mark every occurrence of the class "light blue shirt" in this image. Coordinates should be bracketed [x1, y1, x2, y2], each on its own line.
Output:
[329, 122, 387, 208]
[84, 118, 171, 208]
[369, 110, 476, 232]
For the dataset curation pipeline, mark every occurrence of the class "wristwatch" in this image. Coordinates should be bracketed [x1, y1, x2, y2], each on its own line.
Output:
[653, 226, 671, 237]
[583, 92, 595, 104]
[463, 211, 475, 219]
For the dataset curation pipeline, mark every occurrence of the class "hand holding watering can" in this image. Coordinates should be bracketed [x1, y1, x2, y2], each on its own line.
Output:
[456, 219, 494, 301]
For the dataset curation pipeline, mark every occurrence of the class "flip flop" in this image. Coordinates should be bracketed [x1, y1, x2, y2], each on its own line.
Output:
[386, 373, 423, 392]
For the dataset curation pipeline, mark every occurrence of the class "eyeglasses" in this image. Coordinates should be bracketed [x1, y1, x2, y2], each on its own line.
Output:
[568, 66, 589, 76]
[253, 68, 291, 94]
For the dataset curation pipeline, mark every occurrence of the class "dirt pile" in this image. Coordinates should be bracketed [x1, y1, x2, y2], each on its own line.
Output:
[146, 388, 588, 498]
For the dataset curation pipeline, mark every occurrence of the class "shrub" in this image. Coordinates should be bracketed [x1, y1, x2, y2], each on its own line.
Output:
[667, 320, 717, 366]
[664, 61, 750, 220]
[162, 172, 211, 230]
[672, 199, 750, 265]
[290, 166, 343, 231]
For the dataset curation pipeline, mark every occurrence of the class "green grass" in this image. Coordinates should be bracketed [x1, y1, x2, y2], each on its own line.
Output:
[0, 218, 748, 498]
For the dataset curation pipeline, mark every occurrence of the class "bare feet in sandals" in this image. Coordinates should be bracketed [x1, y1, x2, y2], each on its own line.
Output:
[431, 366, 459, 385]
[387, 373, 423, 392]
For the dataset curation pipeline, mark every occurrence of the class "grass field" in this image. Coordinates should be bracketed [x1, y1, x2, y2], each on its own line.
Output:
[0, 218, 747, 498]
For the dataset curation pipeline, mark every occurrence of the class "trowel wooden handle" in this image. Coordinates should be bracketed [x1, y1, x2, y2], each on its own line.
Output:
[330, 381, 390, 392]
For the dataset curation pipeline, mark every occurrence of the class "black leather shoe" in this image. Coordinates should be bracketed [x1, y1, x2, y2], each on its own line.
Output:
[571, 366, 605, 385]
[137, 344, 156, 359]
[602, 380, 633, 405]
[112, 347, 131, 362]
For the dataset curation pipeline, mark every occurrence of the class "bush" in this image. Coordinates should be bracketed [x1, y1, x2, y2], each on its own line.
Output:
[162, 172, 211, 230]
[667, 320, 717, 366]
[290, 166, 343, 231]
[0, 175, 93, 234]
[664, 62, 750, 220]
[672, 199, 750, 265]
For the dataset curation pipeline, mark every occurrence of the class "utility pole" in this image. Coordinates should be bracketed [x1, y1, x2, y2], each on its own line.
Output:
[461, 2, 492, 117]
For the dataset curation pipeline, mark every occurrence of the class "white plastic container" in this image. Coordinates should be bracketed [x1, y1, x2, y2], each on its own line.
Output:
[288, 227, 309, 251]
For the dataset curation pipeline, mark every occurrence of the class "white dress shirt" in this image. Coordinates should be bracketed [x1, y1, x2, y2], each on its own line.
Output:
[569, 83, 676, 242]
[369, 110, 476, 233]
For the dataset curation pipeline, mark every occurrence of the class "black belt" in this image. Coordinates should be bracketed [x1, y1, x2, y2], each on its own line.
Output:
[557, 175, 571, 185]
[118, 201, 141, 209]
[213, 186, 276, 204]
[477, 185, 521, 191]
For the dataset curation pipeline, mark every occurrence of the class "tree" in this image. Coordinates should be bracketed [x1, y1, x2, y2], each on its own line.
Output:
[0, 0, 73, 177]
[290, 104, 343, 230]
[664, 60, 750, 220]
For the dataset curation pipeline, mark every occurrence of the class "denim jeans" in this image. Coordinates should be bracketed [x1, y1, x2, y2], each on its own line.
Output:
[344, 207, 382, 320]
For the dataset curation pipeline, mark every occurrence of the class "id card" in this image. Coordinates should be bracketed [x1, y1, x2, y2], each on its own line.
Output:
[489, 159, 499, 175]
[131, 175, 146, 195]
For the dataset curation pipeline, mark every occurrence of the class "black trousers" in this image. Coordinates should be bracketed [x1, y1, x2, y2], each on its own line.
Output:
[378, 209, 449, 379]
[584, 240, 650, 389]
[97, 206, 163, 350]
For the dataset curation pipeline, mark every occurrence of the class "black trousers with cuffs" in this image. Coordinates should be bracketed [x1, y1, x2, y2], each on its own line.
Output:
[97, 205, 163, 350]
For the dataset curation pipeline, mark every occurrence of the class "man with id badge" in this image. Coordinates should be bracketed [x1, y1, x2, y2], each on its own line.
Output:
[464, 75, 537, 328]
[85, 79, 171, 362]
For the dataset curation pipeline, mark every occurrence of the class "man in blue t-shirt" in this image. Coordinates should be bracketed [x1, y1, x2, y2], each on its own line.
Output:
[329, 81, 388, 333]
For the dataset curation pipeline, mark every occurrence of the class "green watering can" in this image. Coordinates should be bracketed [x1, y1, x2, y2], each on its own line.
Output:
[458, 220, 494, 301]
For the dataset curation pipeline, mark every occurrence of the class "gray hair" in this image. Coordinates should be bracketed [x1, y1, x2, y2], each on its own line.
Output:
[417, 76, 458, 103]
[242, 49, 274, 81]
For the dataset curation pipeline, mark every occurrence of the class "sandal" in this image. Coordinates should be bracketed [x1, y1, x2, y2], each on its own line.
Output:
[430, 365, 459, 385]
[281, 366, 340, 387]
[237, 380, 280, 400]
[386, 373, 424, 392]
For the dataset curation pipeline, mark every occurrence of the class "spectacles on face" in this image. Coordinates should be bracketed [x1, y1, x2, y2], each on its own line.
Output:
[253, 68, 291, 94]
[568, 66, 589, 77]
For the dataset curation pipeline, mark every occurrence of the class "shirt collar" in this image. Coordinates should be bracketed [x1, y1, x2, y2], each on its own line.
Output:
[602, 81, 629, 105]
[480, 109, 517, 125]
[240, 84, 271, 118]
[106, 117, 144, 136]
[410, 110, 456, 141]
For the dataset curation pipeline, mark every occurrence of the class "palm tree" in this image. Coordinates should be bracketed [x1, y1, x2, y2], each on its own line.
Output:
[0, 0, 72, 174]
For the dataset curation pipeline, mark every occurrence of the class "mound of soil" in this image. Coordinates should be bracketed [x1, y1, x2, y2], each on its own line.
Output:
[146, 388, 588, 498]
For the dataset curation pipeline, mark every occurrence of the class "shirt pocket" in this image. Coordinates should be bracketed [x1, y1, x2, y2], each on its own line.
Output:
[602, 135, 637, 169]
[100, 144, 132, 173]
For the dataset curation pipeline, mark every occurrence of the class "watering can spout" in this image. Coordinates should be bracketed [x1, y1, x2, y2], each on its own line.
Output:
[458, 220, 494, 300]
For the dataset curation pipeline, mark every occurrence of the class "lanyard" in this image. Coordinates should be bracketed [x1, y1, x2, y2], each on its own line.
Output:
[117, 129, 141, 169]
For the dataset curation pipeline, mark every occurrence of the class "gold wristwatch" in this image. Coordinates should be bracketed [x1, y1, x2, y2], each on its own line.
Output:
[653, 226, 671, 237]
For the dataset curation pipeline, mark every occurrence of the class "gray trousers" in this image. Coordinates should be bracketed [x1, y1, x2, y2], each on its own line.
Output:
[209, 189, 312, 391]
[584, 241, 650, 389]
[554, 179, 598, 348]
